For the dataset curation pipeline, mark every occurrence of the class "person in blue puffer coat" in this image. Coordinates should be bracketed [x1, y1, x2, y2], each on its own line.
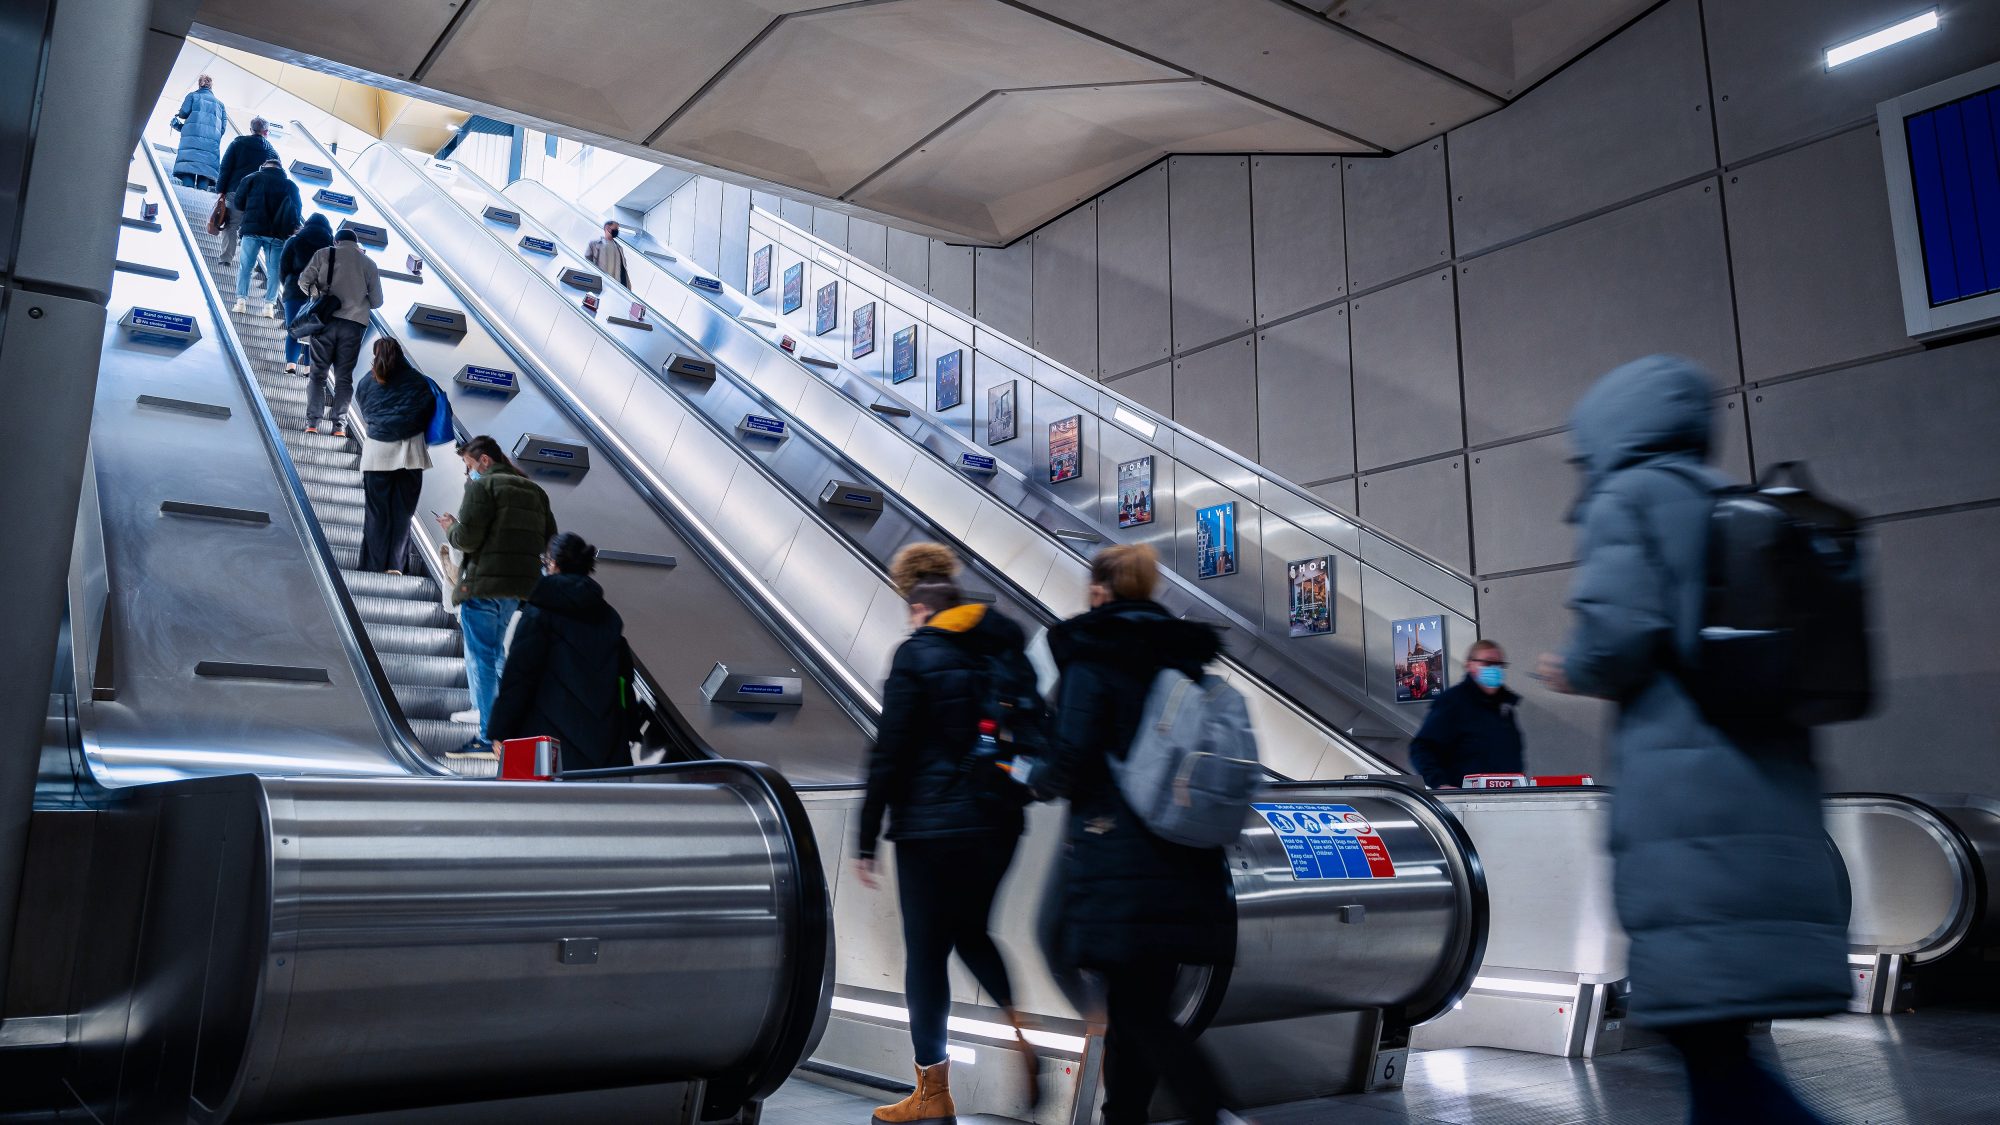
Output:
[169, 76, 225, 189]
[1539, 355, 1848, 1125]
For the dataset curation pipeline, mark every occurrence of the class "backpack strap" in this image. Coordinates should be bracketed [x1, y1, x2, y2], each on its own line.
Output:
[1627, 460, 1722, 675]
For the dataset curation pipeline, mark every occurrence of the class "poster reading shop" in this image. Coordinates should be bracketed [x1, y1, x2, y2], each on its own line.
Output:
[1393, 615, 1447, 703]
[1117, 456, 1153, 527]
[1048, 415, 1082, 483]
[1195, 502, 1237, 579]
[1288, 556, 1333, 637]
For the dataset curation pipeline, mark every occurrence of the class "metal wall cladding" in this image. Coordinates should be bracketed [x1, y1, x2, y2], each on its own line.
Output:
[1311, 478, 1358, 516]
[1096, 161, 1172, 377]
[1343, 141, 1452, 293]
[1168, 155, 1255, 353]
[1258, 513, 1367, 690]
[691, 175, 726, 276]
[1468, 568, 1615, 777]
[669, 182, 697, 260]
[779, 195, 813, 231]
[1173, 336, 1261, 463]
[1168, 472, 1263, 627]
[1256, 304, 1353, 485]
[1726, 125, 1912, 381]
[1031, 202, 1097, 377]
[885, 225, 930, 291]
[1446, 0, 1714, 256]
[752, 189, 781, 215]
[1252, 156, 1345, 325]
[974, 238, 1033, 343]
[927, 239, 974, 316]
[847, 216, 888, 272]
[1358, 564, 1476, 734]
[1457, 178, 1738, 445]
[1350, 270, 1462, 472]
[1358, 456, 1469, 576]
[1105, 359, 1171, 418]
[1467, 431, 1578, 576]
[812, 207, 848, 252]
[720, 182, 752, 291]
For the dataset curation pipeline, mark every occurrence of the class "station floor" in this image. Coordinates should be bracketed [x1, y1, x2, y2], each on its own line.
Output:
[767, 1006, 2000, 1124]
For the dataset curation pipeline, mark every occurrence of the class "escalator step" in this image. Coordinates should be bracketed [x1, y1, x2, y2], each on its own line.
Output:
[352, 593, 451, 629]
[390, 683, 473, 720]
[377, 651, 467, 690]
[340, 569, 438, 599]
[311, 499, 365, 530]
[363, 621, 462, 658]
[304, 479, 366, 509]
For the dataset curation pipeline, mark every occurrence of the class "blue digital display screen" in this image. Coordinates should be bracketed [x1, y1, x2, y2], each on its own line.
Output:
[1906, 84, 2000, 307]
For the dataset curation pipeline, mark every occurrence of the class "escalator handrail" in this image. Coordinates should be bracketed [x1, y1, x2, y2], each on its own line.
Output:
[1827, 790, 1983, 962]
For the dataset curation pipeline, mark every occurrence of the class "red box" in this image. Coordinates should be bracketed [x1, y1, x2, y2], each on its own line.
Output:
[497, 736, 559, 780]
[1462, 773, 1529, 788]
[582, 293, 600, 314]
[1532, 774, 1597, 787]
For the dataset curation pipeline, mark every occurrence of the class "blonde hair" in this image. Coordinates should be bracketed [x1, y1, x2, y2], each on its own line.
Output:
[890, 542, 960, 599]
[1090, 543, 1159, 601]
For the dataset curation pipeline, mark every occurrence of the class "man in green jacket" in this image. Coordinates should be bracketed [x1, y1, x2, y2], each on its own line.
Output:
[435, 435, 557, 752]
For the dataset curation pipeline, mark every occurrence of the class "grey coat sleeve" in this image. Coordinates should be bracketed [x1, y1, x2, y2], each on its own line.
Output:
[1561, 489, 1673, 701]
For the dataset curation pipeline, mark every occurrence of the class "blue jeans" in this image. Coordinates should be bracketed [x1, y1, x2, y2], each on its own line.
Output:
[281, 297, 309, 365]
[459, 596, 520, 742]
[235, 234, 282, 302]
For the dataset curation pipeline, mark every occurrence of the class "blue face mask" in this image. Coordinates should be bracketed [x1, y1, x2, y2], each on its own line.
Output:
[467, 469, 482, 481]
[1475, 665, 1506, 690]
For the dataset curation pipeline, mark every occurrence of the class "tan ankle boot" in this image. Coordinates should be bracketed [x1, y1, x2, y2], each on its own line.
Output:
[872, 1061, 955, 1124]
[1004, 1007, 1043, 1110]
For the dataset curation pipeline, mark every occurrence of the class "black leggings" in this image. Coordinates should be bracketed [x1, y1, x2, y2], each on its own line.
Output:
[1665, 1021, 1827, 1124]
[1101, 960, 1224, 1125]
[895, 835, 1019, 1066]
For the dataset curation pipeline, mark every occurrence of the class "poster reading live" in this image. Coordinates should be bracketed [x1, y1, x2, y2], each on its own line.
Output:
[1117, 456, 1154, 527]
[1194, 502, 1237, 579]
[935, 349, 964, 410]
[891, 326, 917, 383]
[852, 302, 877, 359]
[781, 263, 804, 313]
[814, 282, 837, 336]
[750, 245, 772, 294]
[988, 380, 1018, 444]
[1048, 415, 1082, 483]
[1287, 556, 1333, 637]
[1393, 615, 1447, 703]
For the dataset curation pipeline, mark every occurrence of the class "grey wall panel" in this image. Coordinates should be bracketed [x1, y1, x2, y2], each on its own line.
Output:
[752, 190, 781, 215]
[1706, 0, 2000, 165]
[779, 195, 812, 230]
[1105, 360, 1171, 418]
[1359, 565, 1477, 734]
[1311, 478, 1358, 516]
[1173, 336, 1260, 463]
[927, 240, 975, 316]
[1467, 432, 1576, 576]
[719, 183, 752, 292]
[1476, 568, 1614, 778]
[1252, 155, 1345, 325]
[974, 238, 1033, 344]
[1746, 335, 2000, 518]
[848, 217, 888, 272]
[1169, 474, 1263, 628]
[692, 174, 725, 276]
[1168, 155, 1255, 353]
[813, 207, 848, 252]
[1350, 270, 1462, 471]
[1447, 0, 1713, 256]
[1259, 516, 1366, 690]
[1357, 456, 1470, 575]
[1094, 423, 1177, 560]
[1458, 179, 1738, 444]
[1726, 125, 1912, 381]
[1256, 305, 1353, 485]
[1031, 202, 1097, 377]
[1344, 140, 1451, 293]
[1821, 507, 2000, 793]
[886, 226, 929, 291]
[1097, 162, 1172, 378]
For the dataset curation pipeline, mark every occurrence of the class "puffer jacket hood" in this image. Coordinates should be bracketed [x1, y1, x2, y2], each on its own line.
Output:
[530, 572, 611, 619]
[1048, 599, 1222, 678]
[1568, 354, 1714, 487]
[928, 602, 1029, 655]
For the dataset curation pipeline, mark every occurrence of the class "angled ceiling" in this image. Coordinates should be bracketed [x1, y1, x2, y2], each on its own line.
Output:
[191, 0, 1663, 244]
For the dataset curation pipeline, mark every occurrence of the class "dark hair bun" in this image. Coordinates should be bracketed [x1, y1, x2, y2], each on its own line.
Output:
[548, 531, 598, 576]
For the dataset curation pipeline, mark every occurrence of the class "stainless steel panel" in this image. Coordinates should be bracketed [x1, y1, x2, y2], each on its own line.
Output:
[1826, 795, 1977, 960]
[975, 239, 1033, 344]
[847, 216, 888, 273]
[1096, 162, 1173, 377]
[885, 225, 930, 292]
[1172, 336, 1261, 463]
[1343, 141, 1451, 294]
[1030, 202, 1097, 377]
[1103, 360, 1171, 417]
[779, 195, 813, 232]
[1312, 478, 1359, 517]
[1169, 472, 1264, 629]
[1258, 515, 1368, 694]
[1252, 155, 1346, 325]
[692, 174, 726, 276]
[1350, 271, 1461, 472]
[928, 240, 975, 317]
[812, 207, 848, 256]
[1168, 155, 1255, 353]
[1358, 457, 1470, 577]
[720, 182, 753, 292]
[1360, 564, 1476, 734]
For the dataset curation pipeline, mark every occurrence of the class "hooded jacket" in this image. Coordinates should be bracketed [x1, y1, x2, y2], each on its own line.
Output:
[352, 353, 435, 444]
[279, 214, 334, 303]
[446, 463, 557, 604]
[1560, 354, 1850, 1028]
[231, 164, 300, 239]
[1045, 600, 1233, 968]
[488, 572, 634, 772]
[171, 88, 226, 183]
[217, 132, 278, 198]
[856, 603, 1033, 859]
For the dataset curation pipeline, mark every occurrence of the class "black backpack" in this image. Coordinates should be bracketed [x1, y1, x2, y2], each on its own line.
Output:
[1656, 461, 1874, 730]
[957, 649, 1051, 806]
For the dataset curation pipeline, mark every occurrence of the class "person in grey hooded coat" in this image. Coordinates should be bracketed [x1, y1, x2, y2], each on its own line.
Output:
[1541, 355, 1847, 1124]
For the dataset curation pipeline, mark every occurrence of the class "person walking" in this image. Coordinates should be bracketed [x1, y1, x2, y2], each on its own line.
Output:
[1045, 544, 1239, 1125]
[351, 338, 434, 574]
[435, 436, 557, 753]
[278, 213, 333, 375]
[1538, 355, 1847, 1125]
[215, 115, 280, 268]
[1408, 639, 1524, 788]
[585, 220, 630, 288]
[169, 75, 225, 190]
[296, 228, 384, 436]
[855, 544, 1041, 1124]
[488, 533, 637, 773]
[230, 157, 299, 317]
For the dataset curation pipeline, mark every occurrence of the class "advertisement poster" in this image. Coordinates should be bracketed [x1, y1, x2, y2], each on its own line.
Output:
[1117, 456, 1154, 528]
[1393, 615, 1447, 703]
[988, 380, 1018, 444]
[936, 348, 968, 410]
[1287, 556, 1334, 637]
[1048, 415, 1082, 483]
[1195, 502, 1237, 579]
[852, 302, 877, 359]
[751, 245, 772, 294]
[891, 326, 917, 383]
[781, 263, 804, 313]
[814, 282, 837, 336]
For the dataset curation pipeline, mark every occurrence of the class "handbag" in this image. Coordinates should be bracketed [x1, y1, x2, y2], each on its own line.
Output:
[206, 196, 226, 236]
[423, 375, 455, 446]
[287, 243, 344, 340]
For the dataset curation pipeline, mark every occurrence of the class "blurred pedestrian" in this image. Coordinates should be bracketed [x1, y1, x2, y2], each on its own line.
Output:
[585, 220, 630, 288]
[1409, 639, 1523, 787]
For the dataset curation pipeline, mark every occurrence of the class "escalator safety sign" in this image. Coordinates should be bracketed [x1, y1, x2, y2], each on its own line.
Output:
[1252, 803, 1395, 880]
[313, 189, 357, 210]
[520, 236, 557, 254]
[691, 276, 723, 293]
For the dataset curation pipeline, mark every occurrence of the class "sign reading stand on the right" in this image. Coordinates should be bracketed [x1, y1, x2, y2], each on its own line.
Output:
[1879, 60, 2000, 340]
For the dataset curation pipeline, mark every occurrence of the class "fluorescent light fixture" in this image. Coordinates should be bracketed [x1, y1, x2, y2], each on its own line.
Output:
[1826, 10, 1939, 69]
[830, 996, 1088, 1053]
[1112, 405, 1158, 440]
[946, 1044, 978, 1064]
[1471, 975, 1582, 999]
[816, 249, 844, 270]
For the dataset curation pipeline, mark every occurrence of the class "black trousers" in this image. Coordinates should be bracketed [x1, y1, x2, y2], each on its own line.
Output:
[895, 835, 1019, 1067]
[1101, 960, 1224, 1125]
[360, 468, 423, 573]
[306, 319, 364, 426]
[1665, 1021, 1827, 1124]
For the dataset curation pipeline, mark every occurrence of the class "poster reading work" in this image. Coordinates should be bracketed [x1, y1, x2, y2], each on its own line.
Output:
[935, 349, 964, 410]
[988, 380, 1018, 444]
[750, 245, 772, 294]
[1194, 502, 1237, 579]
[1048, 415, 1082, 483]
[852, 302, 877, 359]
[814, 282, 838, 336]
[891, 326, 917, 383]
[1288, 556, 1333, 637]
[1252, 803, 1396, 880]
[1117, 456, 1154, 528]
[781, 263, 804, 313]
[1393, 615, 1447, 703]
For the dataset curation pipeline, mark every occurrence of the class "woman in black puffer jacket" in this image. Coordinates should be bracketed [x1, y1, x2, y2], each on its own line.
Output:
[351, 337, 435, 573]
[1047, 543, 1235, 1125]
[277, 213, 332, 374]
[488, 532, 636, 772]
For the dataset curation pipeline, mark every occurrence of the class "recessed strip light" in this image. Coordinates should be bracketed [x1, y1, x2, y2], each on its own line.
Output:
[1826, 10, 1939, 69]
[830, 996, 1089, 1053]
[1470, 975, 1583, 999]
[1112, 405, 1158, 440]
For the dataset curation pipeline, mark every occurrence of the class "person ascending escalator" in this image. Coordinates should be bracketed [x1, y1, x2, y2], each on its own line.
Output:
[487, 533, 638, 773]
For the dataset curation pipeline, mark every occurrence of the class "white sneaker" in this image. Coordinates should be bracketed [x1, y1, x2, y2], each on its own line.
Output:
[450, 708, 480, 725]
[264, 302, 280, 319]
[231, 297, 248, 313]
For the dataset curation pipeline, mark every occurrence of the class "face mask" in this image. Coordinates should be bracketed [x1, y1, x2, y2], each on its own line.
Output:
[1475, 665, 1505, 690]
[467, 469, 482, 481]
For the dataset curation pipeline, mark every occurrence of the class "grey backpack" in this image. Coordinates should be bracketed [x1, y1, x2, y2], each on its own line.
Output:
[1110, 668, 1261, 847]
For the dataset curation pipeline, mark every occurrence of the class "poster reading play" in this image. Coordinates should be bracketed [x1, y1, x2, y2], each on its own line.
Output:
[935, 349, 964, 410]
[751, 245, 772, 294]
[852, 302, 877, 359]
[1048, 415, 1082, 483]
[814, 282, 838, 336]
[1393, 615, 1447, 703]
[781, 263, 804, 313]
[1194, 502, 1237, 579]
[891, 326, 917, 383]
[988, 380, 1018, 444]
[1288, 556, 1333, 637]
[1117, 456, 1154, 528]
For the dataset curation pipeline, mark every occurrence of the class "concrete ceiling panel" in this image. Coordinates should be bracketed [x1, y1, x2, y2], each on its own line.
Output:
[194, 0, 460, 83]
[1317, 0, 1664, 98]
